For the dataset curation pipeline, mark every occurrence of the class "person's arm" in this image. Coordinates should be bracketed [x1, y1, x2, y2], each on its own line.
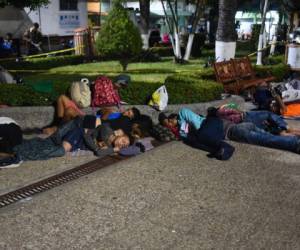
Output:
[178, 108, 205, 138]
[269, 112, 287, 130]
[83, 128, 113, 157]
[271, 88, 287, 114]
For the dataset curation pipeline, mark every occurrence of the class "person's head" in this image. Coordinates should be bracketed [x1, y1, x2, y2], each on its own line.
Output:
[207, 107, 218, 117]
[269, 100, 281, 114]
[113, 134, 130, 149]
[123, 107, 140, 120]
[167, 113, 178, 128]
[33, 23, 39, 30]
[113, 74, 131, 89]
[131, 115, 153, 138]
[114, 129, 125, 137]
[158, 112, 168, 126]
[6, 33, 12, 40]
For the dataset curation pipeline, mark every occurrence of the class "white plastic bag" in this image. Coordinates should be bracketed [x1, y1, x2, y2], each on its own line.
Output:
[70, 78, 91, 108]
[148, 85, 168, 111]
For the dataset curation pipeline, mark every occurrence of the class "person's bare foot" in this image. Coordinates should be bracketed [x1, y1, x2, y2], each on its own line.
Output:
[42, 126, 57, 136]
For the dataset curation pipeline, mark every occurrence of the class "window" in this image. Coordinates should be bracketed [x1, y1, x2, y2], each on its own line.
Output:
[60, 0, 78, 11]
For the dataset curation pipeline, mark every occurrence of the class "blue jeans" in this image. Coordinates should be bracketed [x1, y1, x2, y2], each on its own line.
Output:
[244, 111, 287, 130]
[227, 122, 299, 153]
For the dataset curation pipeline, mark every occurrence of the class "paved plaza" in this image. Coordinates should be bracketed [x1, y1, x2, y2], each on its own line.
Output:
[0, 141, 299, 249]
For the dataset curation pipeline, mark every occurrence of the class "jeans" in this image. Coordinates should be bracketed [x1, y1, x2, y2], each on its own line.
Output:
[227, 122, 299, 153]
[244, 111, 287, 130]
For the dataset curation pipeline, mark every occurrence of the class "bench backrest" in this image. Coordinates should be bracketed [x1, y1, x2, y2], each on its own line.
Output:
[231, 57, 255, 79]
[213, 60, 236, 84]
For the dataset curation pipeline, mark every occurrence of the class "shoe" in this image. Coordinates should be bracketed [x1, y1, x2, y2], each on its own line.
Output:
[0, 154, 23, 169]
[208, 142, 235, 161]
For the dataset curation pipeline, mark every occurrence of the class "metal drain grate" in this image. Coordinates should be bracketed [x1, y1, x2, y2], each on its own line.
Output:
[0, 155, 122, 208]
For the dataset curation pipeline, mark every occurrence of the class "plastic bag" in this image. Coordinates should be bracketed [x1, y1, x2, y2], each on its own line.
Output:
[148, 85, 168, 111]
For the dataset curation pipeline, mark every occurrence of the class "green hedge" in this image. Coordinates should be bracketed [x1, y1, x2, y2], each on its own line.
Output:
[149, 47, 174, 57]
[0, 72, 223, 106]
[164, 73, 223, 104]
[0, 84, 53, 106]
[3, 55, 85, 70]
[254, 63, 290, 82]
[0, 61, 289, 106]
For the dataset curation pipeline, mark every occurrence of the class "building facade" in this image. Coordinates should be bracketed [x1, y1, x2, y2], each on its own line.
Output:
[27, 0, 88, 36]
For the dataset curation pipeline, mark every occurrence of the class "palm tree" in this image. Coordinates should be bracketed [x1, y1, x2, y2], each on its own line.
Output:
[139, 0, 150, 49]
[215, 0, 238, 61]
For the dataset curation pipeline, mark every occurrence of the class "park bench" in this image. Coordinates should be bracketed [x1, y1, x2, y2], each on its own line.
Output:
[214, 57, 276, 95]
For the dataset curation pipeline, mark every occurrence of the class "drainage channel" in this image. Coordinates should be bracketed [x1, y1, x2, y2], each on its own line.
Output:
[0, 155, 124, 208]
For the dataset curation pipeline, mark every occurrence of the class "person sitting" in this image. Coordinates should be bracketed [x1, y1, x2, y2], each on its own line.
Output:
[43, 94, 85, 135]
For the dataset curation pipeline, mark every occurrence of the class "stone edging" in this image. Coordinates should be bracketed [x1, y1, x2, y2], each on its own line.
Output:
[0, 96, 244, 130]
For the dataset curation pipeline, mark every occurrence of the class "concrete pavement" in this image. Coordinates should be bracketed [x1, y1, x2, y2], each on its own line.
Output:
[0, 141, 300, 249]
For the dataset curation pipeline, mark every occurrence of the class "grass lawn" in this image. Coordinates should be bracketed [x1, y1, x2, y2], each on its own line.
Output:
[23, 58, 208, 86]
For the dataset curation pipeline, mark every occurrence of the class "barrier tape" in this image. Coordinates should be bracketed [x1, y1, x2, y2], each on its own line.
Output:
[0, 45, 84, 62]
[247, 41, 286, 57]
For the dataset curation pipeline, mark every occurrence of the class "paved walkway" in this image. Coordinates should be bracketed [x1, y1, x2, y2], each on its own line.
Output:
[1, 141, 300, 249]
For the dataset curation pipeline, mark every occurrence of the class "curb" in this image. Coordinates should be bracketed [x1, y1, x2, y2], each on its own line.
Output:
[0, 96, 245, 130]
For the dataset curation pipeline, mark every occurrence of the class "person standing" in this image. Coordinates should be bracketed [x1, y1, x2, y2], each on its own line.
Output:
[23, 23, 43, 55]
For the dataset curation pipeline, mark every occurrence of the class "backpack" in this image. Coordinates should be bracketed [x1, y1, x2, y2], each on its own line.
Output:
[70, 78, 91, 108]
[91, 76, 120, 107]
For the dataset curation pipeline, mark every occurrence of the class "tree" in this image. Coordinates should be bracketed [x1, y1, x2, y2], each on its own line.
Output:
[159, 0, 206, 62]
[215, 0, 237, 61]
[0, 0, 49, 9]
[184, 0, 206, 61]
[257, 0, 269, 65]
[139, 0, 150, 49]
[96, 0, 142, 71]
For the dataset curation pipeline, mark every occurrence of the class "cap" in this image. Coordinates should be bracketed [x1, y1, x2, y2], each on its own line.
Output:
[115, 74, 131, 86]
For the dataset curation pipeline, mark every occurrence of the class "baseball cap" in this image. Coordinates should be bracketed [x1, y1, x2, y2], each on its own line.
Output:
[115, 74, 131, 86]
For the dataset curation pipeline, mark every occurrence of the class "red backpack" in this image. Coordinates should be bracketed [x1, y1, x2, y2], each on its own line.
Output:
[91, 76, 121, 107]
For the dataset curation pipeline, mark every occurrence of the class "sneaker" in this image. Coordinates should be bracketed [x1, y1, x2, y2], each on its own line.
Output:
[0, 155, 23, 169]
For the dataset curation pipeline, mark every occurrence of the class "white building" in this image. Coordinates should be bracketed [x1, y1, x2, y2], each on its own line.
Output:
[27, 0, 88, 36]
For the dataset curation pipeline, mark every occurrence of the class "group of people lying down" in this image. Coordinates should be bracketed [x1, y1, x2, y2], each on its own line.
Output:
[1, 99, 300, 167]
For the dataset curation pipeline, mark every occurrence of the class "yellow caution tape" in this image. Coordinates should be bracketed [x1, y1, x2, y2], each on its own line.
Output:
[0, 45, 84, 62]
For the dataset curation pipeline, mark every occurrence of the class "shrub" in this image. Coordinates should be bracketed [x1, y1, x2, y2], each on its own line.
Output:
[149, 47, 174, 57]
[0, 84, 53, 106]
[132, 50, 161, 63]
[254, 63, 290, 82]
[0, 72, 223, 106]
[95, 0, 142, 71]
[164, 73, 223, 104]
[2, 55, 85, 70]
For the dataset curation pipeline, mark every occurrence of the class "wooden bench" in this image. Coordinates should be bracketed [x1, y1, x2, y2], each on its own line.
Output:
[214, 57, 276, 95]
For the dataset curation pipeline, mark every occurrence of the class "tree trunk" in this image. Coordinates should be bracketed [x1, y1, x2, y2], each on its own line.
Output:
[184, 34, 194, 60]
[174, 29, 182, 59]
[257, 0, 269, 65]
[139, 0, 150, 49]
[215, 0, 237, 62]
